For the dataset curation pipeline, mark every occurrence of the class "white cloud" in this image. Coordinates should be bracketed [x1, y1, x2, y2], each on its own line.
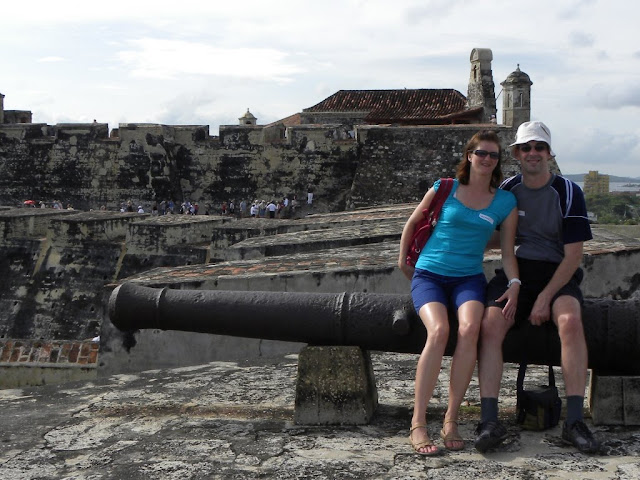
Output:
[568, 31, 595, 48]
[588, 84, 640, 109]
[551, 121, 640, 177]
[37, 56, 65, 63]
[117, 38, 304, 82]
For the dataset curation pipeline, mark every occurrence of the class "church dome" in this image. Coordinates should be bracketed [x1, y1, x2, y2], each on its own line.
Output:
[240, 108, 256, 120]
[502, 65, 532, 85]
[239, 108, 257, 126]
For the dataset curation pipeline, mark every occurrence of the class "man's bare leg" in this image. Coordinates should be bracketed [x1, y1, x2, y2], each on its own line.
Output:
[553, 296, 600, 453]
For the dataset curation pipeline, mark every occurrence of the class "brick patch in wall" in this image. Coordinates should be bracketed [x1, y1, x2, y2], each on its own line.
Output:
[0, 339, 99, 366]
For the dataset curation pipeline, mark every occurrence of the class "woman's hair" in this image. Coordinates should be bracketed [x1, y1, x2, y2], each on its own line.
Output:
[455, 130, 503, 189]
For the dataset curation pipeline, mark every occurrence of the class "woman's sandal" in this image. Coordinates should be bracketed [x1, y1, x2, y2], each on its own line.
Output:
[440, 419, 465, 451]
[409, 424, 441, 456]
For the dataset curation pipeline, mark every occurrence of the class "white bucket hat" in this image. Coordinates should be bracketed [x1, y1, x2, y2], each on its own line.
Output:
[510, 121, 555, 157]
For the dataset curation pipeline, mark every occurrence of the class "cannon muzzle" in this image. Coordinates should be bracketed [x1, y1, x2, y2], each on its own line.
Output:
[109, 283, 640, 374]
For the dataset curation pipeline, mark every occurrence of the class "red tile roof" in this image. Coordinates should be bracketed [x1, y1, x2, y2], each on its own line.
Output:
[303, 89, 473, 124]
[265, 113, 301, 128]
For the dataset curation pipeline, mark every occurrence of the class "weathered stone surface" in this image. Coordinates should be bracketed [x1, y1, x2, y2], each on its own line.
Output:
[1, 353, 639, 479]
[624, 377, 640, 425]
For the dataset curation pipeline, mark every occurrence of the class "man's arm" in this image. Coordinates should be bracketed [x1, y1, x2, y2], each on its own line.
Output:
[528, 241, 584, 326]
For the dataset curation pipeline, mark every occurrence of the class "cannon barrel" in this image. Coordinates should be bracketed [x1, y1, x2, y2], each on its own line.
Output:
[109, 283, 640, 375]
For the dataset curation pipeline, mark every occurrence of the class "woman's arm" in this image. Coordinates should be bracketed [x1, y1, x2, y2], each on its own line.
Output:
[398, 188, 437, 280]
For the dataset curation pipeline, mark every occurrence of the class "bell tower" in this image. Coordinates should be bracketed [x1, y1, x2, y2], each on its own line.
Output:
[238, 108, 257, 126]
[500, 65, 532, 128]
[467, 48, 497, 123]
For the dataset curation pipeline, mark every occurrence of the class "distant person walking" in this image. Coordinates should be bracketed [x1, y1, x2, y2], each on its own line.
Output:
[267, 200, 277, 218]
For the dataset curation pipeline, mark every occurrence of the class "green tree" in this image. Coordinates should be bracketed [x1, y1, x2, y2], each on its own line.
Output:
[585, 193, 640, 224]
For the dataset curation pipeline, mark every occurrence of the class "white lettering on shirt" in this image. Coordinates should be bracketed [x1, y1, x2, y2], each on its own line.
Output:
[479, 213, 494, 224]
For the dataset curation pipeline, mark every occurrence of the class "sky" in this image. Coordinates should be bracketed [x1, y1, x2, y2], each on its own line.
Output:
[1, 0, 639, 178]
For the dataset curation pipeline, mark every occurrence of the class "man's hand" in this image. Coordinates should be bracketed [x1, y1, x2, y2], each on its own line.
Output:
[529, 293, 552, 326]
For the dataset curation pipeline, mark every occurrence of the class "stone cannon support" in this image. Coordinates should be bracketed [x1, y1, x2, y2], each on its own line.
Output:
[295, 346, 378, 425]
[108, 283, 640, 425]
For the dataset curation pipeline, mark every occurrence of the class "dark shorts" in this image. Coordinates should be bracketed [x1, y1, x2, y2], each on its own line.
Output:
[486, 257, 584, 324]
[412, 268, 487, 313]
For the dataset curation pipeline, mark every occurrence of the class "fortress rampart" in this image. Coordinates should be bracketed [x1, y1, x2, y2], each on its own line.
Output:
[1, 121, 533, 213]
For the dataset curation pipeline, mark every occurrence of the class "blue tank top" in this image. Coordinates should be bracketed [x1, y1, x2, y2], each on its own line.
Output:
[415, 179, 516, 276]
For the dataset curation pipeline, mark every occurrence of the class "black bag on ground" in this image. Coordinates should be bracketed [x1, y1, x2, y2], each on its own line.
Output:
[515, 321, 562, 431]
[516, 363, 562, 430]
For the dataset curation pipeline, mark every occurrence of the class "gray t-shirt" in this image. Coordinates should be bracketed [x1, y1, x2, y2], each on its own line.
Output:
[500, 174, 592, 264]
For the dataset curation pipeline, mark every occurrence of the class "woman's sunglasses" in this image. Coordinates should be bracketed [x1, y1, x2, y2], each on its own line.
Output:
[473, 150, 500, 159]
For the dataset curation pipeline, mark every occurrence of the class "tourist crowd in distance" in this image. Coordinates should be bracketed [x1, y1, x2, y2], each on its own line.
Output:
[115, 193, 310, 218]
[22, 192, 314, 220]
[20, 200, 76, 210]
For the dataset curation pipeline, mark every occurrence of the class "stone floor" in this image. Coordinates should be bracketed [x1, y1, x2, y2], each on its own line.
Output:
[2, 353, 639, 479]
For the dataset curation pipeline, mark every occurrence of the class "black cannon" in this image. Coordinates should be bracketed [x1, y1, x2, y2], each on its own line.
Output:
[109, 282, 640, 375]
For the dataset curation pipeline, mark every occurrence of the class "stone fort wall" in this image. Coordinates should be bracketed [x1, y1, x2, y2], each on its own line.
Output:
[0, 121, 531, 213]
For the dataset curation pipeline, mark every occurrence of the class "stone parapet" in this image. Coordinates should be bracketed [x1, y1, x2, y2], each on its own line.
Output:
[125, 214, 223, 254]
[48, 211, 141, 247]
[0, 339, 99, 365]
[0, 339, 99, 388]
[214, 219, 406, 261]
[0, 208, 75, 242]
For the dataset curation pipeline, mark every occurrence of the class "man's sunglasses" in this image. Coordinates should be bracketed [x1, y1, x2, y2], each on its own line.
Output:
[518, 144, 548, 153]
[473, 150, 500, 159]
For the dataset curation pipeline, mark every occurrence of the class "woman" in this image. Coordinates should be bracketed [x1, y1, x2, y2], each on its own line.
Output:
[398, 130, 519, 455]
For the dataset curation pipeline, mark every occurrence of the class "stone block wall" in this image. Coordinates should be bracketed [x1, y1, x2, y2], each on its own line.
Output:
[0, 209, 74, 241]
[125, 215, 223, 255]
[348, 124, 519, 208]
[1, 121, 529, 215]
[3, 110, 33, 124]
[48, 212, 136, 247]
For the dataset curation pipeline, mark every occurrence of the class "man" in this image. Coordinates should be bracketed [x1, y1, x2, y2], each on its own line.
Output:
[266, 200, 277, 218]
[474, 121, 600, 454]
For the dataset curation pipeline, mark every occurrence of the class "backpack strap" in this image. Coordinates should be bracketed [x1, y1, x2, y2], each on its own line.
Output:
[429, 178, 453, 218]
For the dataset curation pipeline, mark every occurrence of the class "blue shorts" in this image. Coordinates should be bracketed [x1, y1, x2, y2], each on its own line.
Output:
[411, 268, 487, 313]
